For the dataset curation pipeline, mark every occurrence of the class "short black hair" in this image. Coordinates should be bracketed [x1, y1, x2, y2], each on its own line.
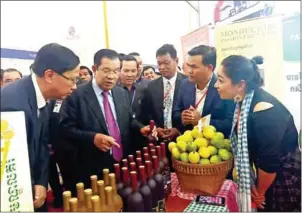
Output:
[129, 52, 140, 57]
[2, 68, 23, 78]
[188, 45, 217, 70]
[142, 66, 155, 76]
[156, 44, 177, 59]
[120, 55, 139, 69]
[80, 65, 93, 76]
[32, 43, 80, 77]
[221, 55, 264, 92]
[118, 53, 126, 61]
[94, 49, 119, 67]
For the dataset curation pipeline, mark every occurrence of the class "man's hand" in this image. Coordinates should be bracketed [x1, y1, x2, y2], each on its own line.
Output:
[33, 185, 46, 209]
[93, 133, 120, 152]
[156, 127, 166, 138]
[181, 110, 193, 125]
[188, 106, 201, 126]
[162, 128, 180, 141]
[141, 126, 158, 140]
[251, 186, 265, 209]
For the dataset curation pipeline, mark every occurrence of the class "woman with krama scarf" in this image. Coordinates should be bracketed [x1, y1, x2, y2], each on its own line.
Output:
[214, 55, 301, 212]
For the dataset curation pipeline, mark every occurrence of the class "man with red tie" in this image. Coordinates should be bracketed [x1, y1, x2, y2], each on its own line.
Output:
[60, 49, 152, 189]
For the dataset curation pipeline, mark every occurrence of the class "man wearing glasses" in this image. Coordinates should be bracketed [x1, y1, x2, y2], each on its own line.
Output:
[1, 43, 80, 212]
[1, 68, 23, 87]
[60, 49, 154, 190]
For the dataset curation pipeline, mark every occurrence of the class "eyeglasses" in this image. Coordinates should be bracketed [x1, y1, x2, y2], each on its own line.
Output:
[59, 73, 79, 84]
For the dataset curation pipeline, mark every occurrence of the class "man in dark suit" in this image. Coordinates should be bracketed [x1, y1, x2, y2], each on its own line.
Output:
[129, 52, 151, 86]
[173, 45, 234, 137]
[1, 43, 80, 211]
[118, 55, 147, 152]
[59, 49, 152, 189]
[142, 44, 187, 141]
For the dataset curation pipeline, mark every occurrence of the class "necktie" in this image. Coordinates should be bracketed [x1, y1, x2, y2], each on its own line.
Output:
[102, 91, 123, 161]
[164, 81, 172, 128]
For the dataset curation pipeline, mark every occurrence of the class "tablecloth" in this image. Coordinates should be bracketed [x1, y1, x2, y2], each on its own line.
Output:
[169, 173, 239, 212]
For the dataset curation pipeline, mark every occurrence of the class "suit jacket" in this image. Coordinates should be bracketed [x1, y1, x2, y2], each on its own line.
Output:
[173, 74, 234, 137]
[59, 81, 144, 182]
[1, 76, 49, 188]
[142, 72, 187, 128]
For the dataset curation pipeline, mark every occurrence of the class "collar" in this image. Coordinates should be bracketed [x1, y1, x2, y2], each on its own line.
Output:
[163, 72, 177, 86]
[31, 74, 47, 110]
[92, 77, 112, 96]
[195, 74, 213, 92]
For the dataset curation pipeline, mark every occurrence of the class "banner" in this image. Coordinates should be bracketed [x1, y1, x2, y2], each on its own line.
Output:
[181, 25, 210, 74]
[1, 112, 34, 212]
[215, 16, 284, 102]
[282, 14, 301, 129]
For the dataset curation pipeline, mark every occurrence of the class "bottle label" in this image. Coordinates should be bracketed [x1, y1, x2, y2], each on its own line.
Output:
[158, 199, 166, 212]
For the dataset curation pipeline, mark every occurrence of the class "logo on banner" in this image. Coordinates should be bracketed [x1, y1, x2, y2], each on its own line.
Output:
[66, 26, 80, 40]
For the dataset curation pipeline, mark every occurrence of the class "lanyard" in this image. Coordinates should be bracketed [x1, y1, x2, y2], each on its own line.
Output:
[195, 89, 208, 109]
[131, 89, 136, 106]
[163, 83, 175, 102]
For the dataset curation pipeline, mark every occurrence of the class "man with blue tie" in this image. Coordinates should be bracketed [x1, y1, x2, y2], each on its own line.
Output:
[173, 45, 234, 136]
[60, 49, 152, 189]
[1, 43, 80, 211]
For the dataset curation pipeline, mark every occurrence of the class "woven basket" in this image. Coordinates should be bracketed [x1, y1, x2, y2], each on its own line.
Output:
[172, 157, 233, 195]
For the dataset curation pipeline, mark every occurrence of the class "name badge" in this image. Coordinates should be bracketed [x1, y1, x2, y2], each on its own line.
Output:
[53, 100, 63, 113]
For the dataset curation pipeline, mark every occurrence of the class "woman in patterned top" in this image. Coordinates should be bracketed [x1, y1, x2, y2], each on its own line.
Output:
[214, 55, 301, 212]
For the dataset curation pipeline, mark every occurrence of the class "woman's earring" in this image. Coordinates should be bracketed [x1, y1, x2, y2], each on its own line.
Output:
[234, 94, 243, 103]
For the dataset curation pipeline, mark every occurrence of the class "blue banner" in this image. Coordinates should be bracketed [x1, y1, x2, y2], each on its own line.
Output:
[1, 48, 37, 60]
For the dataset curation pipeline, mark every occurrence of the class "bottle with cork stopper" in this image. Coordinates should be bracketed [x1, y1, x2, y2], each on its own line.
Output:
[63, 191, 71, 212]
[90, 175, 98, 195]
[105, 186, 115, 212]
[97, 180, 106, 211]
[84, 189, 93, 212]
[109, 173, 123, 212]
[76, 182, 86, 212]
[91, 195, 101, 212]
[69, 198, 78, 212]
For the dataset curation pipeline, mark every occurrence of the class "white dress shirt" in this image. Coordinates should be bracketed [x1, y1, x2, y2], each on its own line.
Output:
[31, 74, 47, 117]
[195, 74, 213, 115]
[163, 73, 177, 128]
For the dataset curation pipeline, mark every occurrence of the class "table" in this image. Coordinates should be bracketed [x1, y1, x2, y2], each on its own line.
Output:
[166, 173, 239, 212]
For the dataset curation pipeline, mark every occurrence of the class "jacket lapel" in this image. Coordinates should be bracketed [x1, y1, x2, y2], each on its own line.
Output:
[202, 74, 217, 117]
[155, 79, 164, 126]
[111, 87, 124, 136]
[173, 73, 184, 109]
[84, 82, 109, 133]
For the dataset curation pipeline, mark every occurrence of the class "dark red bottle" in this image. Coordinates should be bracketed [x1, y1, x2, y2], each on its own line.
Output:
[145, 161, 158, 212]
[156, 145, 165, 175]
[136, 150, 142, 159]
[139, 165, 153, 212]
[128, 155, 134, 163]
[130, 162, 137, 172]
[152, 156, 166, 212]
[143, 153, 151, 162]
[114, 164, 124, 196]
[122, 159, 128, 168]
[161, 142, 171, 197]
[136, 158, 143, 167]
[143, 147, 149, 154]
[149, 143, 155, 151]
[147, 120, 157, 145]
[150, 148, 156, 157]
[127, 171, 145, 212]
[120, 167, 132, 212]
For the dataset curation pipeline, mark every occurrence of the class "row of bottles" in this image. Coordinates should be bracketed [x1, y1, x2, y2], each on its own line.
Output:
[62, 169, 123, 212]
